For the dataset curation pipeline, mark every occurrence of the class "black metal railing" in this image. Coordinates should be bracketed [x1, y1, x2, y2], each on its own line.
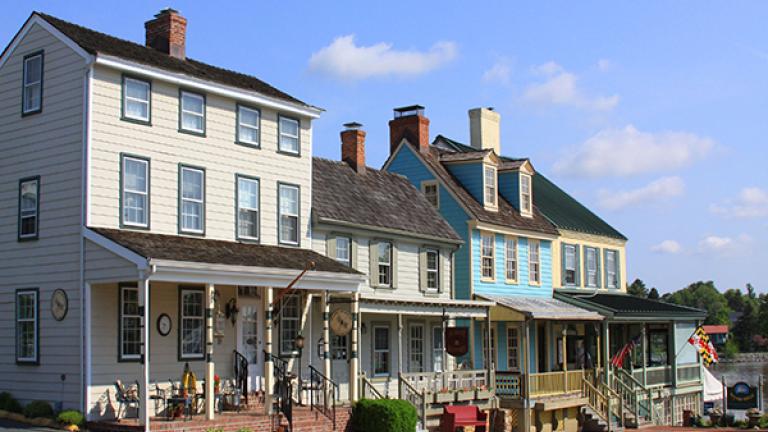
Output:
[266, 351, 293, 432]
[308, 365, 338, 430]
[233, 350, 249, 406]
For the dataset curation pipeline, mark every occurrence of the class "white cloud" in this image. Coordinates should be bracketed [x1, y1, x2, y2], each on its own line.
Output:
[710, 187, 768, 218]
[308, 35, 457, 80]
[521, 61, 619, 111]
[597, 59, 613, 71]
[698, 234, 753, 253]
[553, 125, 715, 178]
[651, 240, 682, 254]
[597, 176, 685, 210]
[482, 60, 512, 85]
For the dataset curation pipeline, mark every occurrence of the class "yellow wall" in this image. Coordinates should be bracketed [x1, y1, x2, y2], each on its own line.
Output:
[551, 229, 627, 292]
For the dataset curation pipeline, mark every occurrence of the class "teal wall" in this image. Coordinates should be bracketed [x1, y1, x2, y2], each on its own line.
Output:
[445, 162, 485, 204]
[499, 171, 520, 210]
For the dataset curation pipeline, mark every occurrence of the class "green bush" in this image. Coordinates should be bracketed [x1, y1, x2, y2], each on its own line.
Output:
[351, 399, 418, 432]
[23, 400, 54, 419]
[759, 414, 768, 429]
[57, 410, 85, 426]
[0, 392, 22, 414]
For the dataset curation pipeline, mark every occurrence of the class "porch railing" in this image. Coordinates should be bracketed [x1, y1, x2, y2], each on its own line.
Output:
[676, 363, 700, 383]
[529, 369, 589, 397]
[360, 372, 385, 400]
[266, 351, 292, 432]
[582, 375, 624, 428]
[308, 365, 338, 430]
[232, 350, 249, 406]
[495, 371, 522, 398]
[398, 373, 427, 431]
[399, 369, 489, 393]
[613, 367, 653, 424]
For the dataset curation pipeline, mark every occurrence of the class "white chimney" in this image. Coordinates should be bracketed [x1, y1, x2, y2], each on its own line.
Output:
[469, 107, 500, 154]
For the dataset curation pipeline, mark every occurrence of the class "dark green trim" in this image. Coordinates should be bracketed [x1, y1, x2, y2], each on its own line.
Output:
[277, 182, 301, 247]
[561, 242, 581, 287]
[277, 294, 301, 357]
[235, 174, 261, 243]
[276, 115, 301, 156]
[371, 323, 391, 377]
[235, 104, 261, 149]
[583, 246, 601, 288]
[178, 164, 206, 236]
[21, 50, 43, 117]
[15, 287, 40, 365]
[118, 283, 141, 363]
[119, 154, 151, 230]
[178, 285, 206, 362]
[603, 249, 620, 290]
[17, 175, 40, 241]
[120, 74, 152, 126]
[178, 89, 206, 137]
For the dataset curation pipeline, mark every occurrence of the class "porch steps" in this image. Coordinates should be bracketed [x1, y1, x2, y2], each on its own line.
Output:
[580, 406, 624, 432]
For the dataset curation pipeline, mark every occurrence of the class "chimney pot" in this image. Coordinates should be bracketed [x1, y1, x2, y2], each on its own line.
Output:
[389, 105, 430, 155]
[341, 123, 366, 174]
[145, 9, 188, 59]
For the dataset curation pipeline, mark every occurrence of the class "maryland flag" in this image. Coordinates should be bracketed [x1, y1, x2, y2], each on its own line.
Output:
[688, 326, 719, 367]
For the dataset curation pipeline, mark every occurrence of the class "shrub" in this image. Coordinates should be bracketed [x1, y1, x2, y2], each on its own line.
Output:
[351, 399, 418, 432]
[0, 392, 22, 414]
[57, 410, 85, 426]
[696, 417, 711, 427]
[23, 400, 54, 419]
[759, 414, 768, 429]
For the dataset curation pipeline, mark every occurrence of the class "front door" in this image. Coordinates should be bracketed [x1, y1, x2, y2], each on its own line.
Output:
[237, 298, 263, 392]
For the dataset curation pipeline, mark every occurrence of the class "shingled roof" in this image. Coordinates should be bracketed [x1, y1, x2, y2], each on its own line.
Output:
[31, 12, 310, 108]
[312, 158, 462, 242]
[555, 291, 706, 320]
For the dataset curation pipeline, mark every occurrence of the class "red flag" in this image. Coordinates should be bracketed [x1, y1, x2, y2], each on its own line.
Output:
[611, 334, 641, 368]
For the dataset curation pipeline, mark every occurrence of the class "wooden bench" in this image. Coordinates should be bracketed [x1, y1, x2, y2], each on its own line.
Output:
[440, 405, 487, 432]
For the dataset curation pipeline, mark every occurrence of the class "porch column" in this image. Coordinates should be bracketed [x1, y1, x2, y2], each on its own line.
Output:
[397, 314, 404, 375]
[138, 277, 150, 430]
[205, 283, 215, 420]
[562, 326, 568, 390]
[602, 322, 610, 386]
[264, 287, 274, 415]
[322, 292, 331, 385]
[641, 325, 648, 386]
[669, 321, 678, 387]
[349, 293, 360, 402]
[522, 319, 532, 432]
[486, 309, 493, 371]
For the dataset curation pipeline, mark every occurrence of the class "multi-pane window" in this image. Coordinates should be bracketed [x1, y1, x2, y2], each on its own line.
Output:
[425, 249, 439, 291]
[119, 285, 141, 361]
[278, 116, 300, 154]
[280, 295, 300, 355]
[16, 289, 38, 363]
[482, 325, 496, 368]
[409, 324, 425, 372]
[647, 328, 670, 367]
[422, 181, 439, 208]
[564, 244, 577, 286]
[484, 166, 497, 207]
[377, 242, 393, 287]
[529, 240, 541, 284]
[373, 326, 390, 376]
[122, 156, 149, 228]
[605, 250, 619, 289]
[505, 237, 517, 281]
[18, 177, 39, 239]
[585, 247, 599, 287]
[433, 326, 444, 372]
[507, 328, 519, 370]
[22, 52, 43, 114]
[122, 77, 150, 123]
[237, 176, 259, 240]
[278, 184, 299, 245]
[180, 91, 205, 134]
[481, 233, 495, 280]
[180, 289, 204, 359]
[237, 105, 260, 146]
[520, 174, 532, 215]
[180, 166, 205, 233]
[335, 237, 351, 266]
[331, 334, 348, 360]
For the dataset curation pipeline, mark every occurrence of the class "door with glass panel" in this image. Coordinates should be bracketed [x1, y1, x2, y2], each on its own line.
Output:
[237, 295, 263, 392]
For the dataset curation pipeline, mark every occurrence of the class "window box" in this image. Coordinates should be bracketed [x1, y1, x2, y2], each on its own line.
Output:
[475, 387, 494, 400]
[434, 390, 454, 403]
[455, 388, 474, 402]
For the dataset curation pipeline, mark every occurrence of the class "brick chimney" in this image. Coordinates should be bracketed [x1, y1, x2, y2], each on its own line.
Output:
[145, 8, 188, 59]
[389, 105, 430, 154]
[341, 122, 366, 174]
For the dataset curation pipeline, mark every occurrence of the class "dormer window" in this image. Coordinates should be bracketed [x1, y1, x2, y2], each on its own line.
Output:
[520, 173, 533, 217]
[484, 165, 497, 208]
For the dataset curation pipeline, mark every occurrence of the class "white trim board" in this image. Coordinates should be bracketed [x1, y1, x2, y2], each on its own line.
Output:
[0, 14, 93, 70]
[82, 227, 149, 270]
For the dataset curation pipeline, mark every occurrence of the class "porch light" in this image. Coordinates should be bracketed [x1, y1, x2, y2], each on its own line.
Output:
[295, 334, 305, 350]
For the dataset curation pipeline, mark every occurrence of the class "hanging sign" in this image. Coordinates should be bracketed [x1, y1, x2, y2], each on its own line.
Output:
[445, 327, 469, 357]
[727, 382, 758, 410]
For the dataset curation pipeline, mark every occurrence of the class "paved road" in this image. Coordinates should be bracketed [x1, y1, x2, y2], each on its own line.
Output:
[0, 419, 60, 431]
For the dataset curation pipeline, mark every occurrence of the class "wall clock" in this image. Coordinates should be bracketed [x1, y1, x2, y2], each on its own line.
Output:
[157, 313, 172, 336]
[50, 289, 68, 321]
[330, 309, 353, 336]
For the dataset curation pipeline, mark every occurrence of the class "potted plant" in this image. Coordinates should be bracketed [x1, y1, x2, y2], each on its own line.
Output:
[708, 408, 722, 426]
[455, 387, 474, 402]
[214, 374, 221, 395]
[434, 388, 454, 403]
[475, 385, 493, 400]
[747, 408, 762, 427]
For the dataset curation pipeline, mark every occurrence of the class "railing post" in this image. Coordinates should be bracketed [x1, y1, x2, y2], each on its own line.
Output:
[421, 389, 427, 430]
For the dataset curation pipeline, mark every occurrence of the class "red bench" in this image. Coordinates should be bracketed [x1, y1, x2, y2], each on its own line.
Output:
[440, 405, 487, 432]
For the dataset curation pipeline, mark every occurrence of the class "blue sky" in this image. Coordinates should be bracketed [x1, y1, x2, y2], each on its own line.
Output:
[4, 1, 766, 293]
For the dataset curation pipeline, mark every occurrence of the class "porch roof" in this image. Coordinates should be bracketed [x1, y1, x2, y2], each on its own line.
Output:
[478, 294, 603, 321]
[360, 295, 493, 318]
[554, 291, 707, 321]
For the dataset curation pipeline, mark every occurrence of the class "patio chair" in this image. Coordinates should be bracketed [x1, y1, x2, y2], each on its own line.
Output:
[114, 380, 140, 421]
[149, 382, 167, 416]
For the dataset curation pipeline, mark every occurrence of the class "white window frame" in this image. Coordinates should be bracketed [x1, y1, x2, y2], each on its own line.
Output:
[421, 180, 439, 208]
[180, 166, 205, 234]
[373, 325, 390, 377]
[482, 324, 496, 368]
[179, 90, 205, 134]
[606, 250, 618, 289]
[377, 242, 393, 287]
[335, 236, 351, 266]
[520, 173, 533, 216]
[121, 156, 149, 228]
[564, 244, 578, 286]
[505, 236, 518, 282]
[506, 327, 519, 371]
[432, 326, 444, 372]
[15, 289, 38, 363]
[119, 285, 141, 361]
[22, 52, 43, 115]
[278, 183, 300, 245]
[484, 165, 498, 208]
[481, 232, 495, 280]
[279, 295, 300, 355]
[529, 239, 541, 284]
[586, 247, 599, 288]
[236, 175, 260, 241]
[425, 248, 440, 292]
[18, 177, 39, 240]
[237, 105, 261, 146]
[122, 77, 151, 123]
[409, 323, 425, 372]
[278, 116, 300, 155]
[179, 288, 205, 360]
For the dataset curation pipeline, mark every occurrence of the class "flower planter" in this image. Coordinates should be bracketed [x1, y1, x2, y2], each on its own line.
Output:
[475, 389, 493, 400]
[434, 392, 454, 403]
[455, 390, 474, 402]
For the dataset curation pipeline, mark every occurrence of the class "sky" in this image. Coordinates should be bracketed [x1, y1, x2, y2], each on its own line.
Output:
[3, 1, 766, 293]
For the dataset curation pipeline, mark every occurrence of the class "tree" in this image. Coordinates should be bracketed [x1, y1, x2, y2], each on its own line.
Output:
[627, 279, 648, 298]
[733, 300, 759, 352]
[648, 288, 660, 300]
[724, 289, 746, 313]
[664, 281, 731, 325]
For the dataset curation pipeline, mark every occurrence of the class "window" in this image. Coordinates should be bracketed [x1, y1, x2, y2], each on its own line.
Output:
[585, 247, 600, 287]
[481, 324, 496, 368]
[179, 166, 205, 234]
[16, 289, 38, 363]
[433, 326, 444, 372]
[180, 288, 204, 359]
[481, 233, 495, 280]
[505, 237, 517, 281]
[409, 324, 425, 372]
[335, 237, 351, 266]
[18, 177, 39, 240]
[179, 91, 205, 134]
[377, 242, 393, 287]
[529, 240, 541, 284]
[563, 244, 578, 286]
[22, 52, 43, 115]
[121, 156, 149, 228]
[422, 181, 439, 208]
[506, 328, 519, 370]
[278, 184, 300, 245]
[331, 334, 348, 360]
[425, 248, 439, 291]
[520, 174, 532, 215]
[119, 285, 141, 361]
[280, 295, 300, 355]
[122, 77, 150, 123]
[237, 105, 260, 146]
[647, 328, 669, 367]
[484, 165, 497, 207]
[278, 116, 300, 154]
[373, 325, 390, 376]
[605, 250, 619, 289]
[236, 176, 260, 240]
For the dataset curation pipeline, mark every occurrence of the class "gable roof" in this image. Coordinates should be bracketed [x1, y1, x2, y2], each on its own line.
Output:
[312, 158, 462, 243]
[555, 291, 706, 320]
[30, 12, 310, 108]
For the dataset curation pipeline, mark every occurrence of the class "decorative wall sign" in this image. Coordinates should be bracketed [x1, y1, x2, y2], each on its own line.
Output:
[727, 381, 758, 410]
[157, 313, 172, 336]
[330, 309, 353, 336]
[50, 289, 68, 321]
[445, 327, 469, 357]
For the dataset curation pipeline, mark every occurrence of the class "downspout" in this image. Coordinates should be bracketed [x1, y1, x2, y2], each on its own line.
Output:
[79, 60, 94, 414]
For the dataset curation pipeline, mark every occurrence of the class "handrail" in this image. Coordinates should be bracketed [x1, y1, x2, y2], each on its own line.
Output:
[232, 350, 249, 405]
[399, 373, 427, 431]
[360, 372, 385, 400]
[309, 365, 338, 430]
[265, 350, 292, 432]
[582, 376, 624, 428]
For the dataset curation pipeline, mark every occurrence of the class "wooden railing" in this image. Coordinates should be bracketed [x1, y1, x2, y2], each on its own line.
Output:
[677, 364, 700, 383]
[495, 371, 522, 398]
[582, 375, 624, 428]
[614, 368, 653, 424]
[399, 369, 490, 393]
[360, 372, 384, 400]
[398, 373, 427, 431]
[528, 369, 589, 397]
